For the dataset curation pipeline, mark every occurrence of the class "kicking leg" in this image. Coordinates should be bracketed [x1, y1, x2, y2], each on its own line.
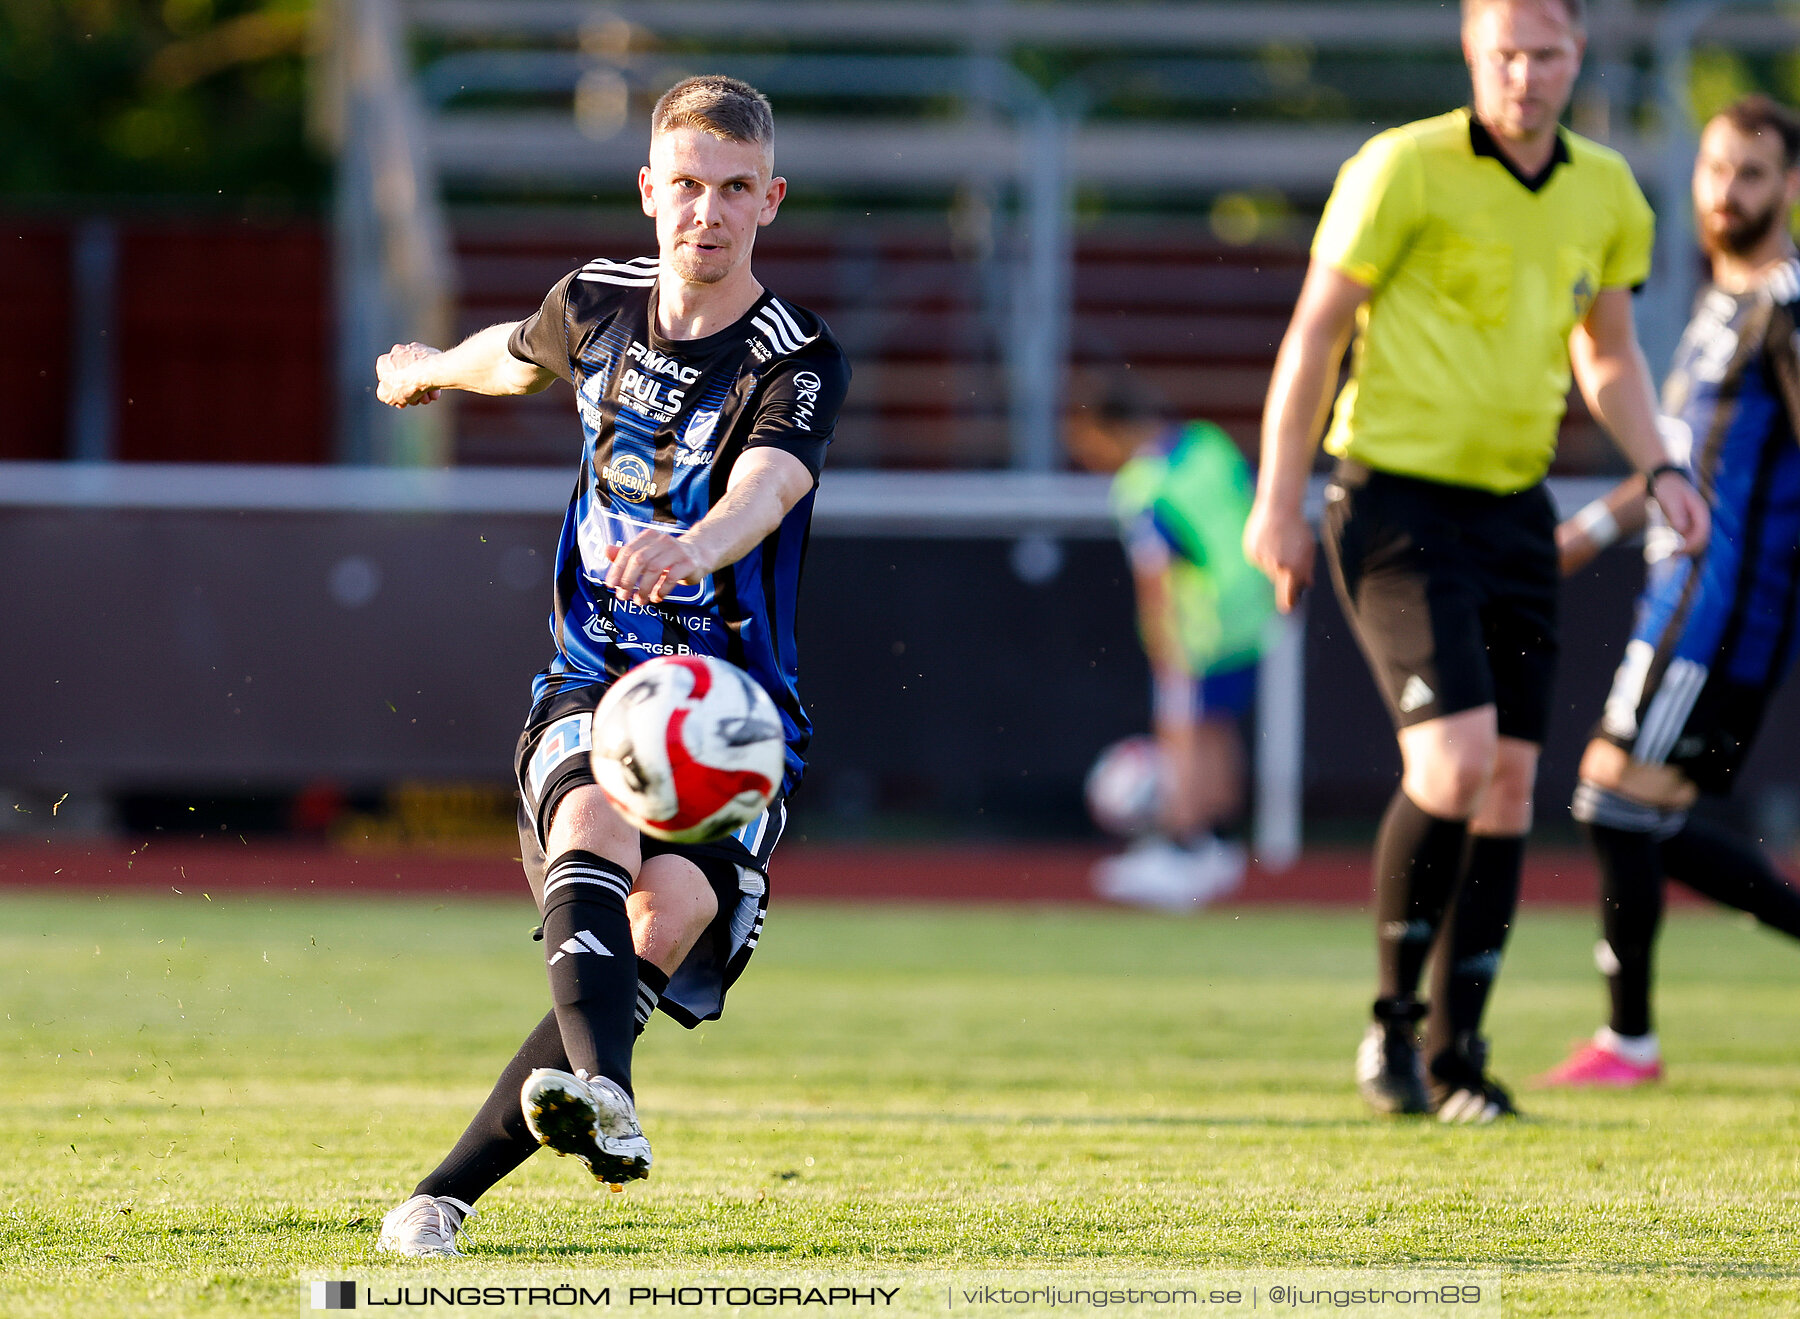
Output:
[1660, 815, 1800, 938]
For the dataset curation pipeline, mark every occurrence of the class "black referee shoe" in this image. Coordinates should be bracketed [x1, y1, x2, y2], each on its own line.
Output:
[1355, 998, 1430, 1115]
[1428, 1033, 1520, 1124]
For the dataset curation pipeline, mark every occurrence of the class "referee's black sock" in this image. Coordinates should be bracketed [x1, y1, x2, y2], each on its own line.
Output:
[541, 850, 640, 1097]
[1660, 816, 1800, 940]
[1373, 791, 1468, 1003]
[1584, 821, 1664, 1039]
[416, 1010, 566, 1206]
[1426, 834, 1523, 1076]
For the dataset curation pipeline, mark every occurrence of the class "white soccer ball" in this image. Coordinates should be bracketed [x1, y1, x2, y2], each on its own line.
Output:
[591, 655, 785, 844]
[1084, 735, 1166, 839]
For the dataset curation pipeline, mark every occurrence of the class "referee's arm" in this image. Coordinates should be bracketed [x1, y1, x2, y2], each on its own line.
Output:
[1569, 288, 1711, 555]
[1246, 263, 1369, 612]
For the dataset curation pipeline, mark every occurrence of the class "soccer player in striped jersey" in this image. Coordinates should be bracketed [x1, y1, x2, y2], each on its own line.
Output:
[368, 76, 849, 1254]
[1544, 96, 1800, 1087]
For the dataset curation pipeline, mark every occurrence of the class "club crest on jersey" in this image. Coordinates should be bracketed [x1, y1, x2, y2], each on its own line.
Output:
[603, 453, 658, 502]
[676, 409, 722, 467]
[1571, 269, 1596, 319]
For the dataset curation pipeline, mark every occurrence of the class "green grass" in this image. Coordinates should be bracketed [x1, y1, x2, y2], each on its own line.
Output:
[2, 890, 1798, 1316]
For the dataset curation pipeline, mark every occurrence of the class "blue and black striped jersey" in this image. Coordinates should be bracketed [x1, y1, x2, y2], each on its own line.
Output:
[507, 256, 850, 793]
[1637, 258, 1800, 690]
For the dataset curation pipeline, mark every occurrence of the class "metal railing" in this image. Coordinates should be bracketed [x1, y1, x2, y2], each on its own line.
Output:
[322, 0, 1800, 466]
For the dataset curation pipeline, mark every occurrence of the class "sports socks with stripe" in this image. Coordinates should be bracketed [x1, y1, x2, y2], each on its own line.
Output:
[635, 961, 669, 1035]
[415, 1010, 566, 1206]
[540, 850, 640, 1096]
[1425, 833, 1523, 1073]
[1575, 780, 1800, 1036]
[1572, 779, 1685, 1038]
[1372, 791, 1469, 1004]
[1584, 819, 1664, 1038]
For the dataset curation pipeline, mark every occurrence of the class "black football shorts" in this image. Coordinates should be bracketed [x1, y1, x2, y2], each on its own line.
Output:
[1320, 460, 1559, 745]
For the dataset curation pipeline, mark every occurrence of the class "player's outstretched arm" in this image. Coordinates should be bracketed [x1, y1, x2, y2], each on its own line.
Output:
[603, 448, 814, 607]
[1570, 288, 1711, 555]
[1245, 261, 1368, 612]
[375, 322, 556, 408]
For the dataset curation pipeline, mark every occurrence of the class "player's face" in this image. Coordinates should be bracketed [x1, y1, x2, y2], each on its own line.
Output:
[1463, 0, 1584, 143]
[1693, 117, 1799, 260]
[640, 129, 786, 287]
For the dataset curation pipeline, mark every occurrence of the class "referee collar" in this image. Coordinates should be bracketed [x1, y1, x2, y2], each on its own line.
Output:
[1468, 113, 1570, 193]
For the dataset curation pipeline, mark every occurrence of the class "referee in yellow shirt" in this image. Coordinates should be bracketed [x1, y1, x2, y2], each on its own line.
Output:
[1245, 0, 1710, 1121]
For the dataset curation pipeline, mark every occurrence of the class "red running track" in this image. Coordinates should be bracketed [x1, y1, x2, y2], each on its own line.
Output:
[0, 838, 1666, 906]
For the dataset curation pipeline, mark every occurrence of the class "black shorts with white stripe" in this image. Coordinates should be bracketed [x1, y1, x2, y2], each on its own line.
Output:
[1593, 647, 1778, 795]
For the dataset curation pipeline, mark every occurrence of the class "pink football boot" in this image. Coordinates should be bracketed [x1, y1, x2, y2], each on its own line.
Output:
[1536, 1037, 1664, 1088]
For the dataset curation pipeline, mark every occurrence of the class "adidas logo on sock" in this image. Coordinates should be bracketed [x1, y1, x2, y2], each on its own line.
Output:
[1398, 674, 1434, 714]
[548, 930, 615, 965]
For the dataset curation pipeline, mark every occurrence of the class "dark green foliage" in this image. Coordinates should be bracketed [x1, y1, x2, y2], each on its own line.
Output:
[0, 0, 325, 203]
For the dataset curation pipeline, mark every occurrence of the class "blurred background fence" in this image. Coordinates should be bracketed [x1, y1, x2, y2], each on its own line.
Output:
[9, 0, 1800, 851]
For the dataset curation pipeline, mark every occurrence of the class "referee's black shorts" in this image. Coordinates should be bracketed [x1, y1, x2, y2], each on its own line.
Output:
[1320, 460, 1559, 745]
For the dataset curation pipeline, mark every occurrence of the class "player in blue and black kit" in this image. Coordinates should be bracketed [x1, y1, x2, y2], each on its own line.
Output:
[1544, 96, 1800, 1087]
[367, 76, 849, 1254]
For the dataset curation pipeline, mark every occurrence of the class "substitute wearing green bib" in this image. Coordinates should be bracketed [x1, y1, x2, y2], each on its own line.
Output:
[1072, 390, 1274, 912]
[1111, 421, 1274, 677]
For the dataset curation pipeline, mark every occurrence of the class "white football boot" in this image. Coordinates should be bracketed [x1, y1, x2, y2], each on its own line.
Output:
[520, 1067, 652, 1185]
[376, 1194, 474, 1257]
[1092, 837, 1245, 911]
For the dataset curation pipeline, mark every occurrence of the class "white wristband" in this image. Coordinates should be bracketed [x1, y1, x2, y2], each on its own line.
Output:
[1571, 499, 1620, 549]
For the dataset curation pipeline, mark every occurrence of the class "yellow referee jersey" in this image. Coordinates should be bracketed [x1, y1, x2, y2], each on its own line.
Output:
[1312, 108, 1654, 493]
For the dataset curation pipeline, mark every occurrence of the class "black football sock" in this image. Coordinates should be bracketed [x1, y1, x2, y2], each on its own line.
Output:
[1660, 815, 1800, 939]
[1426, 833, 1524, 1076]
[415, 1010, 566, 1206]
[1373, 791, 1469, 1003]
[635, 961, 670, 1036]
[540, 850, 640, 1096]
[1584, 821, 1664, 1039]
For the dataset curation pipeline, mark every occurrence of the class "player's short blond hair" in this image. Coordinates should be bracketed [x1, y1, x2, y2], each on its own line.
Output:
[1460, 0, 1584, 29]
[650, 76, 774, 151]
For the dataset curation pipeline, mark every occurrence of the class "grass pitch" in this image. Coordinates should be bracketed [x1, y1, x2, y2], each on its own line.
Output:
[2, 888, 1798, 1316]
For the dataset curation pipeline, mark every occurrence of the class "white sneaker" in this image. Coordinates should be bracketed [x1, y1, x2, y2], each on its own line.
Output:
[376, 1194, 474, 1257]
[1184, 836, 1247, 902]
[1092, 838, 1244, 911]
[520, 1067, 652, 1185]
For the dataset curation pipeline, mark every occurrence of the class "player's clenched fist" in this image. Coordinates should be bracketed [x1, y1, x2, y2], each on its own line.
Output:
[1242, 500, 1315, 614]
[1651, 468, 1711, 558]
[375, 342, 444, 408]
[604, 531, 709, 606]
